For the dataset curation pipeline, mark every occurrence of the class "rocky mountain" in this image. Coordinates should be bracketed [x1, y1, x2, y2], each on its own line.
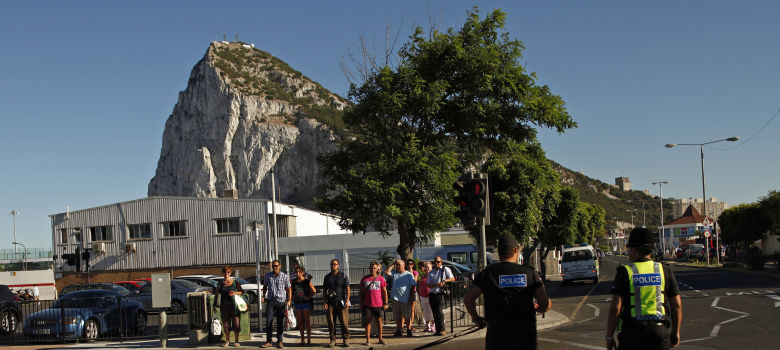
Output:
[148, 41, 348, 207]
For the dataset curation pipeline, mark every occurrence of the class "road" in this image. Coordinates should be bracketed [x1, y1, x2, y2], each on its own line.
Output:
[414, 256, 780, 350]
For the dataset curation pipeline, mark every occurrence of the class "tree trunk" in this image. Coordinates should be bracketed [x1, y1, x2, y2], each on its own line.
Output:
[396, 223, 416, 260]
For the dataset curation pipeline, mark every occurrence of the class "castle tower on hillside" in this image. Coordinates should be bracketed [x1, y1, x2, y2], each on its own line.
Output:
[615, 177, 631, 191]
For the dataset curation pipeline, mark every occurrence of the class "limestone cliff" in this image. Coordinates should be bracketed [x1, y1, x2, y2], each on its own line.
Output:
[148, 41, 348, 207]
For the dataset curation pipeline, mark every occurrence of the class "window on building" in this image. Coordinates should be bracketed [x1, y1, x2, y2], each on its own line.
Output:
[72, 227, 82, 243]
[162, 221, 187, 237]
[89, 225, 113, 242]
[60, 229, 68, 244]
[215, 217, 240, 234]
[128, 223, 152, 240]
[267, 214, 296, 237]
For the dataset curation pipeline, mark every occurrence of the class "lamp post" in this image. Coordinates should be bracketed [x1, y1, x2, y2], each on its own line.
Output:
[666, 136, 739, 266]
[10, 210, 18, 257]
[652, 181, 668, 256]
[626, 209, 636, 227]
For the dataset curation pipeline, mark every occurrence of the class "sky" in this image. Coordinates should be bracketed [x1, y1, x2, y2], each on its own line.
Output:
[1, 1, 778, 250]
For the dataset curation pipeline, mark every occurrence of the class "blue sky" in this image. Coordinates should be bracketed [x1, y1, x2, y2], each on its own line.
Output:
[1, 1, 778, 250]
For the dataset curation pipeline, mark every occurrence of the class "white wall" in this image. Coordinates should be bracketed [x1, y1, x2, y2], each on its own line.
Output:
[266, 201, 349, 237]
[0, 269, 57, 300]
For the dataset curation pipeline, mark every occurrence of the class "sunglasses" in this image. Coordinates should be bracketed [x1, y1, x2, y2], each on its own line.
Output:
[272, 265, 280, 268]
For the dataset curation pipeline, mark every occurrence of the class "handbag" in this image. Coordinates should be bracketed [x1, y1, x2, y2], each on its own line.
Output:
[234, 294, 248, 312]
[211, 317, 222, 335]
[285, 306, 297, 330]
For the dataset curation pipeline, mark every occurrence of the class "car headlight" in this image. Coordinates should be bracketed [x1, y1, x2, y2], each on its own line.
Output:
[63, 316, 79, 325]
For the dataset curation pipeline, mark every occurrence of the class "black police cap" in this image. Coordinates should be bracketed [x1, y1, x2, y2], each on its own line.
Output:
[626, 227, 655, 249]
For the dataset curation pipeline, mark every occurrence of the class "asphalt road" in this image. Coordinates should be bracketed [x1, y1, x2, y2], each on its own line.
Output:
[536, 256, 780, 350]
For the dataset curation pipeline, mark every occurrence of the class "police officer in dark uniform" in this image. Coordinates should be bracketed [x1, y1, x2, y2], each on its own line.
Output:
[606, 227, 683, 350]
[465, 235, 551, 349]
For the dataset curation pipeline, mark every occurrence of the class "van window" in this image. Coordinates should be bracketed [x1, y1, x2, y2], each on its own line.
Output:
[448, 252, 467, 264]
[562, 250, 594, 262]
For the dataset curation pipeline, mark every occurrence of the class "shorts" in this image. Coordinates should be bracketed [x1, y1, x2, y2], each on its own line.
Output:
[392, 302, 411, 320]
[363, 306, 382, 321]
[294, 301, 312, 311]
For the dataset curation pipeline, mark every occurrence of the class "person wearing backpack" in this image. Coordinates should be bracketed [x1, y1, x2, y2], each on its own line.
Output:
[323, 258, 350, 347]
[292, 265, 316, 346]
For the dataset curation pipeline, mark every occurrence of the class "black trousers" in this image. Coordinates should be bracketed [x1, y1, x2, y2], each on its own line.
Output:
[429, 292, 445, 333]
[618, 323, 671, 350]
[486, 323, 537, 349]
[265, 301, 286, 343]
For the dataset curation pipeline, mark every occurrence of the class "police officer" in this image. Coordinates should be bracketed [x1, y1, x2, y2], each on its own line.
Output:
[606, 227, 683, 350]
[465, 235, 550, 349]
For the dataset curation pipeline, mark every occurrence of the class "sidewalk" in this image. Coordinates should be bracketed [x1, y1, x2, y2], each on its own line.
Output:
[40, 311, 568, 350]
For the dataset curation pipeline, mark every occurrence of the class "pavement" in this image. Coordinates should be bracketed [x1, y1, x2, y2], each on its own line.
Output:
[6, 311, 569, 350]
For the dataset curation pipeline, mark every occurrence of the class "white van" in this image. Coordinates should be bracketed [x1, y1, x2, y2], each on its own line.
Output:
[560, 243, 599, 285]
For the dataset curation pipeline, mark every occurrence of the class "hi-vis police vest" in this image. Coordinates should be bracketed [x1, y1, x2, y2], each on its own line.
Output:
[625, 261, 666, 321]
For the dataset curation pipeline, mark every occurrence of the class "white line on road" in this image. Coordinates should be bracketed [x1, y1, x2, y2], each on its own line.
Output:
[683, 297, 750, 343]
[768, 294, 780, 307]
[538, 337, 606, 349]
[588, 303, 600, 317]
[695, 290, 701, 293]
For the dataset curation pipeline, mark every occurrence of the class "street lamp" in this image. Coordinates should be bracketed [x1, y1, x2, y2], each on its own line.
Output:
[10, 210, 18, 257]
[666, 136, 739, 266]
[626, 209, 636, 227]
[652, 181, 668, 255]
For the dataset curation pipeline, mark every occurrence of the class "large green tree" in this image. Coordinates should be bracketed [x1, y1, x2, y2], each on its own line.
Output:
[317, 8, 575, 259]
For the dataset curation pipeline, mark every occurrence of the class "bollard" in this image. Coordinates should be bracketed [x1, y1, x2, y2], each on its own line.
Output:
[160, 310, 168, 348]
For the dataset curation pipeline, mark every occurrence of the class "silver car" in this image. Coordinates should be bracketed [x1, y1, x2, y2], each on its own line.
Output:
[130, 279, 210, 314]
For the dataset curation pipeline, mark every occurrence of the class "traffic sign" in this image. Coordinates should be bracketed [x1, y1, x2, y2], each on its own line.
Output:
[703, 231, 711, 238]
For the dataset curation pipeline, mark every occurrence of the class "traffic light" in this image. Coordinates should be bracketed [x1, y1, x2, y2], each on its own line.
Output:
[467, 178, 488, 218]
[453, 176, 489, 227]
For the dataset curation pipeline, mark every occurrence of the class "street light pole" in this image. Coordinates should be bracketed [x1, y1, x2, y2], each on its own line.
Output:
[652, 181, 668, 255]
[666, 136, 739, 267]
[10, 210, 18, 258]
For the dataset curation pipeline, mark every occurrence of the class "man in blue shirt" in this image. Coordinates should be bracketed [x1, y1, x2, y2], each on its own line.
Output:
[385, 258, 417, 337]
[261, 260, 291, 348]
[427, 256, 455, 336]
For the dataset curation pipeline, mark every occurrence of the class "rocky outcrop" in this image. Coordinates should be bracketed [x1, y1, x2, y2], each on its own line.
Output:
[148, 42, 348, 207]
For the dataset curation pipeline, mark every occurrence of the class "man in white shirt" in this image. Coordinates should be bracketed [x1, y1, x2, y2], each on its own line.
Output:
[32, 284, 40, 301]
[427, 257, 454, 336]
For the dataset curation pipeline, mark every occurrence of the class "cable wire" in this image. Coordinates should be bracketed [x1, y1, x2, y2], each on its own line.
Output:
[709, 108, 779, 150]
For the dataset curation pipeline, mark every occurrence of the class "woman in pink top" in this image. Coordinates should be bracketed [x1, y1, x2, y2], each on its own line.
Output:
[418, 261, 435, 332]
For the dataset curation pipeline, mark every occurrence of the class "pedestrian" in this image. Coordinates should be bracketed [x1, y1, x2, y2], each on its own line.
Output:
[216, 266, 244, 347]
[292, 265, 316, 346]
[32, 284, 40, 302]
[385, 258, 416, 337]
[323, 258, 350, 347]
[405, 259, 420, 329]
[606, 227, 683, 350]
[360, 261, 388, 346]
[465, 235, 551, 349]
[418, 261, 435, 332]
[261, 260, 292, 349]
[427, 256, 454, 336]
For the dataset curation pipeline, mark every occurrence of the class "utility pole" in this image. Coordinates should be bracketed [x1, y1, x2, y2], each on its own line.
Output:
[10, 210, 18, 258]
[652, 181, 668, 255]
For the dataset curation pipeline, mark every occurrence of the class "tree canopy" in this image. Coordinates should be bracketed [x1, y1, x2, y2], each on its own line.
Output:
[317, 8, 577, 259]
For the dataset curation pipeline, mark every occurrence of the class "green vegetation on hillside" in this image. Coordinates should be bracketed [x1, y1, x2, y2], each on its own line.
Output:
[209, 42, 346, 130]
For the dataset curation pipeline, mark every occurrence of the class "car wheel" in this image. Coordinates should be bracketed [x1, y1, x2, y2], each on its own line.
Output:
[0, 309, 18, 334]
[133, 311, 147, 333]
[245, 291, 257, 304]
[83, 319, 99, 341]
[170, 300, 185, 314]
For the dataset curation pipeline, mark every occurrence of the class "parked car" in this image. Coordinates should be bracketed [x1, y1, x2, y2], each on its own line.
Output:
[0, 284, 22, 335]
[60, 283, 131, 297]
[174, 276, 218, 294]
[131, 279, 210, 314]
[210, 277, 259, 303]
[440, 259, 475, 281]
[114, 281, 147, 293]
[23, 289, 146, 341]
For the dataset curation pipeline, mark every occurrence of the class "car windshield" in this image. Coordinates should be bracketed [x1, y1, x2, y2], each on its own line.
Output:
[172, 279, 202, 289]
[563, 250, 594, 262]
[52, 296, 105, 308]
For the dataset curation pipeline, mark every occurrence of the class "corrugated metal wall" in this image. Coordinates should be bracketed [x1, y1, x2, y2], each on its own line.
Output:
[50, 197, 271, 271]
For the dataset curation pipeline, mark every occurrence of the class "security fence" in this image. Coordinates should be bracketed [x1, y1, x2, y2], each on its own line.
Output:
[0, 278, 478, 345]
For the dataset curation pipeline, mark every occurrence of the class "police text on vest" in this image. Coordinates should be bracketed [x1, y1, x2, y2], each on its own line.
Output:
[499, 274, 527, 288]
[633, 273, 662, 287]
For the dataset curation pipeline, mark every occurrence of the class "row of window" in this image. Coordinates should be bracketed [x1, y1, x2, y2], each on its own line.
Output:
[59, 217, 241, 244]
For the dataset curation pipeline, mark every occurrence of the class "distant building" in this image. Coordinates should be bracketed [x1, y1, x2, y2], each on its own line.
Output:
[672, 198, 729, 222]
[663, 205, 712, 248]
[615, 177, 631, 191]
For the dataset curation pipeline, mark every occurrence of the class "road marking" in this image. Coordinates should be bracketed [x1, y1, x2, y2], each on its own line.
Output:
[695, 290, 701, 293]
[702, 293, 709, 297]
[768, 294, 780, 307]
[538, 337, 606, 349]
[569, 280, 599, 320]
[588, 303, 600, 317]
[682, 297, 750, 344]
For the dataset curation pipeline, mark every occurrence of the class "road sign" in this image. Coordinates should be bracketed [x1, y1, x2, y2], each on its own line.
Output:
[702, 226, 712, 238]
[703, 231, 711, 238]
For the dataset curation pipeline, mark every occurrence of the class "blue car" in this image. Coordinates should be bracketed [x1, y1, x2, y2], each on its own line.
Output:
[23, 289, 146, 341]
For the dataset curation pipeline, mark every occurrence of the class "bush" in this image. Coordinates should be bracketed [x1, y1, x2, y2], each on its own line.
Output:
[746, 247, 767, 270]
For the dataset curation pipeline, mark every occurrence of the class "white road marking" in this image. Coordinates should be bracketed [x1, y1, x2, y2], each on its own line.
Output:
[683, 297, 751, 343]
[695, 290, 701, 293]
[588, 303, 600, 317]
[702, 293, 709, 297]
[768, 294, 780, 307]
[538, 337, 606, 349]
